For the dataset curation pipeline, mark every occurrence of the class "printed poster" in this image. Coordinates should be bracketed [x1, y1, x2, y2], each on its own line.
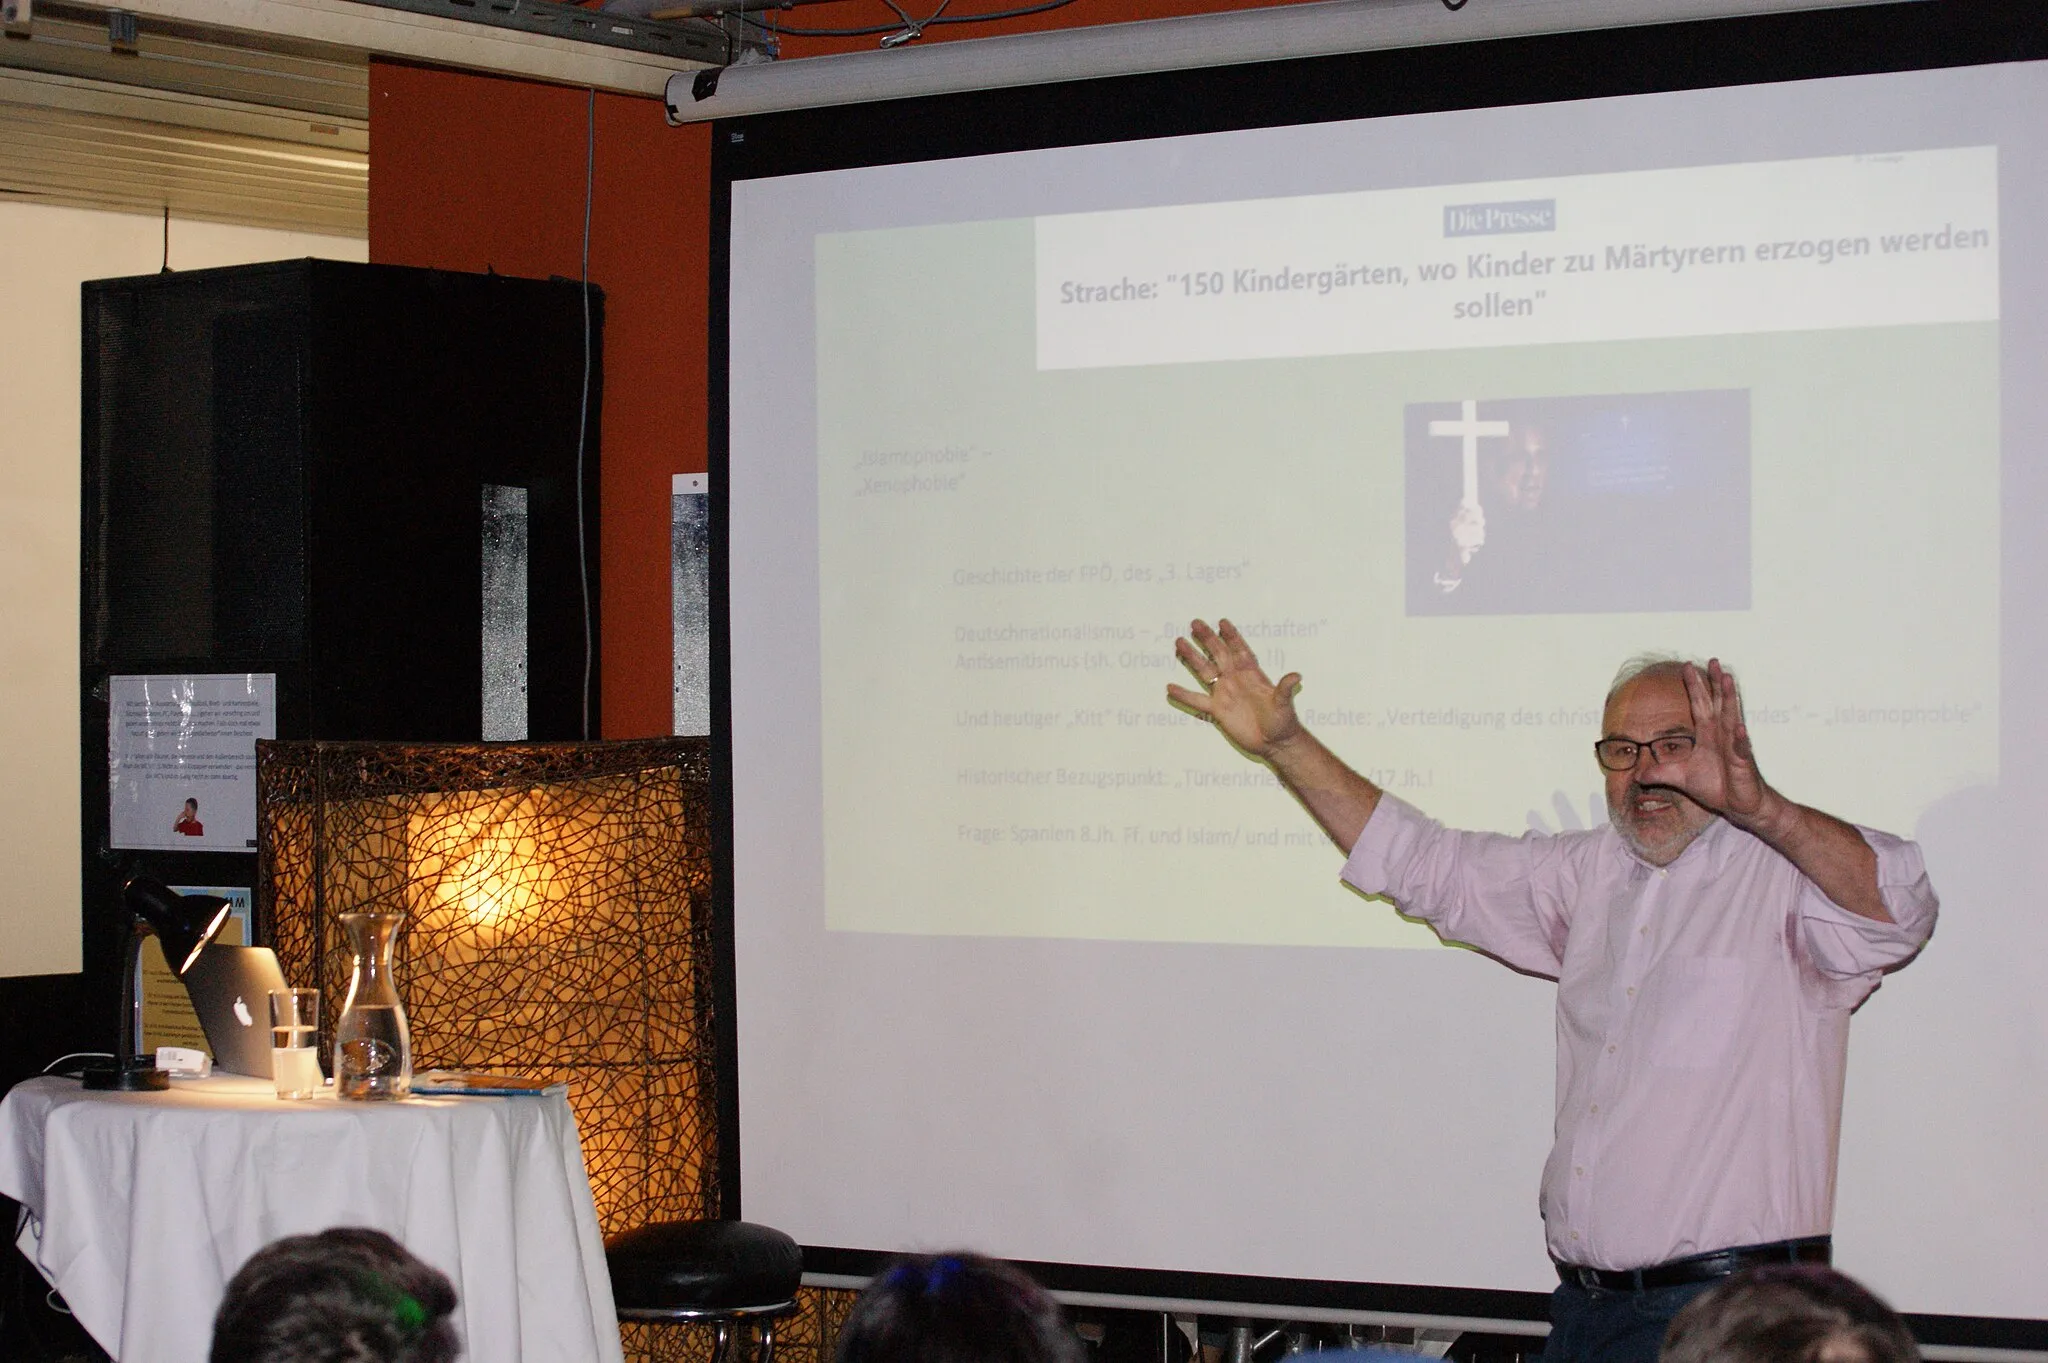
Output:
[108, 674, 276, 851]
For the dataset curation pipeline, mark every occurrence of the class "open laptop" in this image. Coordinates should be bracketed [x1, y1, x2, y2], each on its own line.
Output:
[181, 945, 292, 1079]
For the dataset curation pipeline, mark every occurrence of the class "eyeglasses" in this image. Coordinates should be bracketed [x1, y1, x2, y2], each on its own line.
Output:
[1593, 735, 1695, 772]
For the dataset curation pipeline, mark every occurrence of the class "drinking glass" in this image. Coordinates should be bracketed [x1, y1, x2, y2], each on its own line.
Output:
[268, 987, 323, 1099]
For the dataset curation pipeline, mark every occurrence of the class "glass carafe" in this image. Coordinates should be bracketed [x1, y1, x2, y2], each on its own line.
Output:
[334, 911, 413, 1100]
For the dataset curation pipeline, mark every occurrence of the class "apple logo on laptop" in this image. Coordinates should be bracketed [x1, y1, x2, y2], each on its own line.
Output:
[233, 996, 253, 1027]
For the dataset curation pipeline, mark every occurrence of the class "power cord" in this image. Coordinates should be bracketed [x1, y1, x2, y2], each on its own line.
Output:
[737, 0, 1467, 47]
[879, 0, 948, 47]
[5, 1199, 96, 1360]
[40, 1053, 112, 1077]
[576, 86, 596, 741]
[739, 0, 1075, 43]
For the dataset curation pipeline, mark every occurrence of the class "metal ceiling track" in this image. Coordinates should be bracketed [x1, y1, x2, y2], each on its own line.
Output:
[342, 0, 742, 66]
[16, 0, 726, 99]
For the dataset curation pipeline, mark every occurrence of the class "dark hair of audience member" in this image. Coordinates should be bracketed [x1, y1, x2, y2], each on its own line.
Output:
[834, 1252, 1084, 1363]
[210, 1227, 460, 1363]
[1661, 1264, 1920, 1363]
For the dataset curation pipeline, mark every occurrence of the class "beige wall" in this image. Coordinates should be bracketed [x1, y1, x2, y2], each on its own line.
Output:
[0, 201, 365, 978]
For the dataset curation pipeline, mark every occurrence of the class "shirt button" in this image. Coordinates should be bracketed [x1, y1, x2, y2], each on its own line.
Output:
[1575, 1167, 1584, 1177]
[1639, 926, 1648, 936]
[1607, 1044, 1617, 1055]
[1590, 1104, 1600, 1114]
[1626, 986, 1636, 997]
[1571, 1231, 1581, 1241]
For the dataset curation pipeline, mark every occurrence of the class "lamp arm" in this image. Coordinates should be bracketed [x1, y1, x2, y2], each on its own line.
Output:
[120, 922, 150, 1063]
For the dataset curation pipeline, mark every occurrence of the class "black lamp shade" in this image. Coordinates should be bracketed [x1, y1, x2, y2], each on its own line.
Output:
[81, 877, 238, 1090]
[124, 877, 233, 977]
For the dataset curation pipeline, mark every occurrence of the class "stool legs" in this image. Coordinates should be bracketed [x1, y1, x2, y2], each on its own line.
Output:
[701, 1314, 780, 1363]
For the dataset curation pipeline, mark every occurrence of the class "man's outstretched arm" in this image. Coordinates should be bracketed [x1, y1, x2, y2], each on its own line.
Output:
[1167, 618, 1383, 851]
[1172, 618, 1572, 977]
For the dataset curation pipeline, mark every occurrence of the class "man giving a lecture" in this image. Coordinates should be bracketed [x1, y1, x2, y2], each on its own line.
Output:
[1168, 619, 1936, 1363]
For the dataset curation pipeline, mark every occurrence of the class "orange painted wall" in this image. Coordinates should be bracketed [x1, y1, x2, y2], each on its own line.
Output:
[367, 3, 1295, 736]
[368, 60, 708, 740]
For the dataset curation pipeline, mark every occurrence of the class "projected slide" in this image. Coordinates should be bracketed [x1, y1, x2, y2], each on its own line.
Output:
[812, 148, 1998, 947]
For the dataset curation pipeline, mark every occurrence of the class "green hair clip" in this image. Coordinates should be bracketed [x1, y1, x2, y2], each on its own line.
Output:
[390, 1292, 428, 1336]
[355, 1272, 428, 1339]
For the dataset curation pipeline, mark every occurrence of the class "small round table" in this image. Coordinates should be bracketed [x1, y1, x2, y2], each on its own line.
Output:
[0, 1073, 624, 1363]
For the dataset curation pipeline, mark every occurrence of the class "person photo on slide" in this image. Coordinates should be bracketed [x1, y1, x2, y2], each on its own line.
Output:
[1166, 619, 1936, 1363]
[1432, 424, 1553, 598]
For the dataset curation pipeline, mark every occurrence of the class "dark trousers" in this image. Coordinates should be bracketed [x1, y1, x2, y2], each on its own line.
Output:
[1540, 1279, 1716, 1363]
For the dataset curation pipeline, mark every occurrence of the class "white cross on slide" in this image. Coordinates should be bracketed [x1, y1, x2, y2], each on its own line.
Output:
[1428, 399, 1511, 511]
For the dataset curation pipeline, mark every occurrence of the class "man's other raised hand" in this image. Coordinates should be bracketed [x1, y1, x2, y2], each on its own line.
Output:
[1642, 659, 1772, 829]
[1168, 618, 1305, 760]
[1642, 658, 1889, 921]
[1167, 618, 1382, 852]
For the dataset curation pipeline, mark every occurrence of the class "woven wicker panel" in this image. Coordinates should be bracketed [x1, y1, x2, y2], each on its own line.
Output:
[794, 1285, 861, 1363]
[257, 739, 722, 1363]
[618, 1319, 719, 1363]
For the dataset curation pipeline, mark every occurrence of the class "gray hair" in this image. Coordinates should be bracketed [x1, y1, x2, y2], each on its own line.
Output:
[1661, 1265, 1920, 1363]
[1607, 651, 1712, 704]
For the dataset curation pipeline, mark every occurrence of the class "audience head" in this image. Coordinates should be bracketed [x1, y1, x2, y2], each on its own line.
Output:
[210, 1227, 460, 1363]
[834, 1252, 1084, 1363]
[1662, 1265, 1919, 1363]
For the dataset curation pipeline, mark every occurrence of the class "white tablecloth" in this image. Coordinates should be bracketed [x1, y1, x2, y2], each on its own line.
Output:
[0, 1075, 625, 1363]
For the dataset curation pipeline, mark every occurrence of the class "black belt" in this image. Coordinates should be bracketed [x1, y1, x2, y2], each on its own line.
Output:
[1554, 1236, 1832, 1292]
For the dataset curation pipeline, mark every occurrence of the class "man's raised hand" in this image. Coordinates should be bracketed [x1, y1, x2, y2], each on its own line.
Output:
[1167, 618, 1304, 759]
[1644, 658, 1888, 919]
[1169, 618, 1383, 850]
[1644, 658, 1773, 829]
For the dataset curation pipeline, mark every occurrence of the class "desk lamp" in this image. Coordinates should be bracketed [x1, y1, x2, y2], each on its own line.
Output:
[81, 876, 234, 1091]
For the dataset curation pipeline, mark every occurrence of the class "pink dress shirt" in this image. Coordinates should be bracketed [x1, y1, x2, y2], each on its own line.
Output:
[1341, 795, 1938, 1272]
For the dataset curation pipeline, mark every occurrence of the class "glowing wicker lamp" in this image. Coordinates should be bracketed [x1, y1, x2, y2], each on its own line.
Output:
[255, 738, 764, 1362]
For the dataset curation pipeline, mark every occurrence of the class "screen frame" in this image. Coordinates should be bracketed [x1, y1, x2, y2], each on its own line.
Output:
[706, 0, 2048, 1346]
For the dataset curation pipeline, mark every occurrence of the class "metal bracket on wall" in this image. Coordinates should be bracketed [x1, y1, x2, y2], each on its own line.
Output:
[342, 0, 765, 66]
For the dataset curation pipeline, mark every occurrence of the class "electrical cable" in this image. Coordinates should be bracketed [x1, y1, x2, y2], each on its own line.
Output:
[577, 85, 596, 741]
[879, 0, 946, 46]
[740, 0, 1075, 40]
[41, 1052, 112, 1076]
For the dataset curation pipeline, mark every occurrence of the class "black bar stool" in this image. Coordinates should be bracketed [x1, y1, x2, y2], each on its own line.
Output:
[607, 1220, 804, 1363]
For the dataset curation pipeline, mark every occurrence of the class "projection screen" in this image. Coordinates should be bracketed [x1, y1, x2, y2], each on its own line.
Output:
[715, 7, 2048, 1345]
